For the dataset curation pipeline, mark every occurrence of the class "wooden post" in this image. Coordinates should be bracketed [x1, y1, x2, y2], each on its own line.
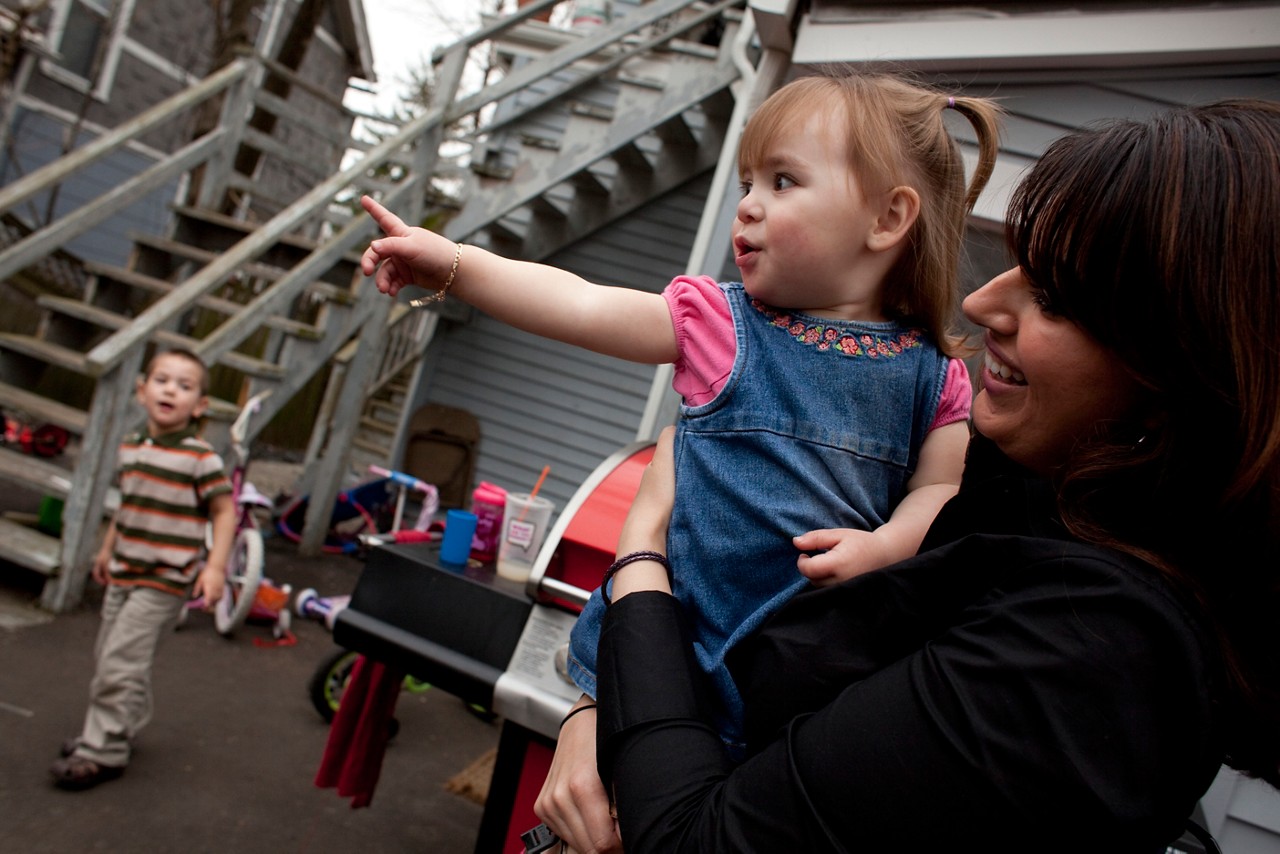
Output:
[41, 352, 144, 612]
[295, 43, 470, 554]
[194, 48, 263, 211]
[297, 293, 392, 555]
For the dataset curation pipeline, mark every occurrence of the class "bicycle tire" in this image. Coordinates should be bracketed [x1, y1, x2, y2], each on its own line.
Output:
[309, 648, 358, 723]
[215, 527, 265, 636]
[306, 649, 408, 740]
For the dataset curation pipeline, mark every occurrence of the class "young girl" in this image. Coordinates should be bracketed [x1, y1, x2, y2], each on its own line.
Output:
[360, 72, 1002, 748]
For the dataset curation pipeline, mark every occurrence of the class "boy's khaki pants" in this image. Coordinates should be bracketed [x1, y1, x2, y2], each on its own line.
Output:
[74, 584, 184, 768]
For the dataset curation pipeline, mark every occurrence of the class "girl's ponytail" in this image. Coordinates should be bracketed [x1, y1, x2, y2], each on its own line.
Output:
[944, 95, 1003, 214]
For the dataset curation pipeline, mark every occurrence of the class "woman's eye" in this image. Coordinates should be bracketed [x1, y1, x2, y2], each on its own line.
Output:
[773, 174, 796, 191]
[1030, 288, 1059, 316]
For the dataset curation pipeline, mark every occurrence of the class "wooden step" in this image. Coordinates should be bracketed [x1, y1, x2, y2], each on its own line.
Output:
[0, 445, 121, 512]
[0, 443, 74, 496]
[130, 235, 357, 305]
[171, 205, 364, 265]
[171, 204, 363, 289]
[571, 100, 614, 122]
[156, 329, 287, 379]
[0, 348, 234, 437]
[351, 433, 390, 456]
[359, 415, 396, 436]
[0, 331, 90, 374]
[33, 297, 286, 381]
[32, 297, 131, 339]
[83, 263, 323, 341]
[0, 376, 89, 433]
[0, 516, 60, 576]
[367, 399, 401, 419]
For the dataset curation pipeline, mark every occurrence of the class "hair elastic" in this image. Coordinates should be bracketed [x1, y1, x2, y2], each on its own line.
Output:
[947, 97, 956, 109]
[560, 703, 597, 730]
[601, 551, 670, 605]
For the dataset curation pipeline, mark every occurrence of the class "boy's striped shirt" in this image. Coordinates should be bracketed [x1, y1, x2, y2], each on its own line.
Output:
[110, 426, 230, 596]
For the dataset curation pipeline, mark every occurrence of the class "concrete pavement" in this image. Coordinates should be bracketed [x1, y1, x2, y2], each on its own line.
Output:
[0, 529, 500, 853]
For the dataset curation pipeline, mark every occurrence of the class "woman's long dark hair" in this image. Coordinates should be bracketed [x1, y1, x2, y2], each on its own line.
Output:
[1007, 100, 1280, 786]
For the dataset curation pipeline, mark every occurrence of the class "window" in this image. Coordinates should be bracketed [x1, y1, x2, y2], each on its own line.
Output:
[42, 0, 134, 98]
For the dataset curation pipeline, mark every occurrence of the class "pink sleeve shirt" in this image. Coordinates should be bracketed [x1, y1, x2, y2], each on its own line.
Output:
[662, 274, 971, 429]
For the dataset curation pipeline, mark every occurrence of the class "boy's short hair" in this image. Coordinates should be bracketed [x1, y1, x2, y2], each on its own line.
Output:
[145, 347, 209, 395]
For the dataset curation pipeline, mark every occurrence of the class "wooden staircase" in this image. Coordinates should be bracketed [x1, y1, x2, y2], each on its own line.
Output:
[0, 0, 749, 612]
[445, 0, 743, 259]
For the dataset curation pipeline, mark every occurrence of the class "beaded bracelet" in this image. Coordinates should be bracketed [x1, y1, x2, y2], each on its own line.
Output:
[409, 241, 462, 307]
[560, 703, 597, 730]
[601, 550, 670, 605]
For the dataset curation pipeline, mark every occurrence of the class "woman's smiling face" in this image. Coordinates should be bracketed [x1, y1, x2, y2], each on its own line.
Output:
[962, 267, 1145, 474]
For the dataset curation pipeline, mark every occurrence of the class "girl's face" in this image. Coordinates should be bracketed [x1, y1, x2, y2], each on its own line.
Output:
[962, 268, 1144, 474]
[733, 112, 889, 321]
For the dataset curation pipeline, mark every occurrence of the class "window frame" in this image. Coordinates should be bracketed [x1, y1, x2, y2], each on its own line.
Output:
[40, 0, 136, 100]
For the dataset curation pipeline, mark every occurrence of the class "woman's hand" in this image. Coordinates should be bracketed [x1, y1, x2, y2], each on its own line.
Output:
[535, 697, 621, 853]
[611, 427, 677, 600]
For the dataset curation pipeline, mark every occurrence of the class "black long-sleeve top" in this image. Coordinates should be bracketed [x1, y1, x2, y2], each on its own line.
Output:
[595, 441, 1224, 853]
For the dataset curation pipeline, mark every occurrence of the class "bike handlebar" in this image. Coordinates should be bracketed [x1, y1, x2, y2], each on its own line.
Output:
[368, 464, 432, 494]
[230, 391, 272, 447]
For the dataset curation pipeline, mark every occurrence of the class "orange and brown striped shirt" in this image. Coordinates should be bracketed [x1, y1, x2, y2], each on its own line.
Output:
[108, 425, 231, 596]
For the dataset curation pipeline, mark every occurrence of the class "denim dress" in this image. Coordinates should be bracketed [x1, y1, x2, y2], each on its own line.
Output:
[568, 282, 949, 748]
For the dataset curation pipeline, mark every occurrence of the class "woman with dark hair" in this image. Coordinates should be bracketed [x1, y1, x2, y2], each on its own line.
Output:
[537, 100, 1280, 852]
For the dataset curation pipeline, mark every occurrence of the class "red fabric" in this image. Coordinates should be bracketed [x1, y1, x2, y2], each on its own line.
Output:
[314, 655, 404, 808]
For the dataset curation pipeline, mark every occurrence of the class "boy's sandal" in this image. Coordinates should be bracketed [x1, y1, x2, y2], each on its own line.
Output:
[50, 755, 124, 790]
[59, 738, 80, 758]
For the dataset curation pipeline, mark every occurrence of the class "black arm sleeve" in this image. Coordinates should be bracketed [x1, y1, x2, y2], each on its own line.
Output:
[595, 543, 1220, 854]
[596, 592, 845, 852]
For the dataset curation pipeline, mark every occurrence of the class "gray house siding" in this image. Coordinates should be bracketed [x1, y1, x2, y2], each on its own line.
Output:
[245, 9, 362, 218]
[22, 0, 215, 148]
[416, 170, 714, 517]
[4, 0, 367, 253]
[1, 107, 174, 266]
[960, 67, 1280, 272]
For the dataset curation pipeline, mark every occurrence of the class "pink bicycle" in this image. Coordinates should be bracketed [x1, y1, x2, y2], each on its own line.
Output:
[179, 392, 284, 637]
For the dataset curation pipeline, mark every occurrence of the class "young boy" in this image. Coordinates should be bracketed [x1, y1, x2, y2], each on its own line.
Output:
[50, 348, 236, 790]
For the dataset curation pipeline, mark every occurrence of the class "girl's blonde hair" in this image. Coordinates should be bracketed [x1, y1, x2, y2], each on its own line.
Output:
[738, 71, 1003, 354]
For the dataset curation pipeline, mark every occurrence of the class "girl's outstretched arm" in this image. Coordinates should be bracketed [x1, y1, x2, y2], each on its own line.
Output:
[360, 196, 678, 364]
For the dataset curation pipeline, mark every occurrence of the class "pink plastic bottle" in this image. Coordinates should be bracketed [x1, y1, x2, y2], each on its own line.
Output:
[469, 481, 507, 562]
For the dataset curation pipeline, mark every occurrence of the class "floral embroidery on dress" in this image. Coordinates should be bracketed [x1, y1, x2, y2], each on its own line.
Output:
[752, 299, 923, 358]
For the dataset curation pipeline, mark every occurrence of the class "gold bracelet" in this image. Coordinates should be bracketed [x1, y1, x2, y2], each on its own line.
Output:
[410, 242, 462, 307]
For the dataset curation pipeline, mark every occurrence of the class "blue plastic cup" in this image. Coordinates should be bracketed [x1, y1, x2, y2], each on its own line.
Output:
[440, 509, 479, 564]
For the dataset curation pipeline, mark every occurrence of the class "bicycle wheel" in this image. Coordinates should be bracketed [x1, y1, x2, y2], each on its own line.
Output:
[215, 527, 264, 636]
[309, 648, 358, 723]
[307, 649, 404, 739]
